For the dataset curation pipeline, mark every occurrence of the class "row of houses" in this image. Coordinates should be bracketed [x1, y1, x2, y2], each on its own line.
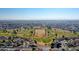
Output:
[50, 37, 79, 51]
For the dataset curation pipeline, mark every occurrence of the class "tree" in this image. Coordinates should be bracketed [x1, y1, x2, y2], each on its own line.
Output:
[34, 40, 37, 44]
[2, 29, 7, 33]
[12, 30, 17, 37]
[62, 49, 65, 51]
[47, 26, 51, 29]
[55, 33, 58, 38]
[56, 43, 61, 48]
[30, 31, 33, 34]
[12, 30, 17, 34]
[48, 31, 50, 36]
[62, 35, 65, 38]
[32, 47, 36, 51]
[51, 43, 54, 48]
[73, 30, 76, 34]
[52, 39, 55, 42]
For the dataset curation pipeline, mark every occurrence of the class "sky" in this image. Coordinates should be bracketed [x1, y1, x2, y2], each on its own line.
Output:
[0, 8, 79, 20]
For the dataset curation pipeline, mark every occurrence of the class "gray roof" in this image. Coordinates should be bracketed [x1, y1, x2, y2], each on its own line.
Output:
[0, 36, 8, 40]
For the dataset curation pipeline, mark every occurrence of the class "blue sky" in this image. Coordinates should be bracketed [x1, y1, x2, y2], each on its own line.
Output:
[0, 8, 79, 20]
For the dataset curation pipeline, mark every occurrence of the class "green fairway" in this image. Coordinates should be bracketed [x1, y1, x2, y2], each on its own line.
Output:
[0, 28, 79, 44]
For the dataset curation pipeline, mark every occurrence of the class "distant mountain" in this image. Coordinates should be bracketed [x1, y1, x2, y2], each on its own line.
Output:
[0, 20, 79, 24]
